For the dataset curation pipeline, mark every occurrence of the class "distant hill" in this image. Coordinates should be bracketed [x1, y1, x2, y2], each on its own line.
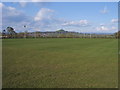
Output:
[56, 29, 68, 32]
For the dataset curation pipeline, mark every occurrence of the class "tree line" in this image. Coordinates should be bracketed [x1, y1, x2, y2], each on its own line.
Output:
[1, 27, 120, 39]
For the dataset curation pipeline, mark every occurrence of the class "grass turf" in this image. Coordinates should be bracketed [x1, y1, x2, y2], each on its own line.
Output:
[2, 38, 118, 88]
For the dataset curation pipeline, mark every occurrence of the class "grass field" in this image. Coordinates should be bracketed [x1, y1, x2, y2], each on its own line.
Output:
[2, 38, 118, 88]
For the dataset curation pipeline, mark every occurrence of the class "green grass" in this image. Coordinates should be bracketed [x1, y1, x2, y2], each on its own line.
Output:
[2, 38, 118, 88]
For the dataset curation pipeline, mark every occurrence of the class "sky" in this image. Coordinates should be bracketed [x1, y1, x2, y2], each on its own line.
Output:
[1, 2, 118, 33]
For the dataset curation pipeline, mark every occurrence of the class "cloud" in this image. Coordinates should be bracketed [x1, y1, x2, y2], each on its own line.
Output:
[34, 8, 90, 31]
[0, 3, 4, 8]
[31, 0, 46, 2]
[100, 6, 108, 14]
[62, 20, 89, 27]
[19, 2, 27, 7]
[0, 3, 3, 31]
[34, 8, 54, 21]
[111, 19, 118, 23]
[2, 4, 91, 32]
[2, 4, 61, 32]
[111, 26, 117, 30]
[2, 3, 31, 32]
[96, 24, 117, 31]
[18, 0, 50, 7]
[2, 5, 59, 32]
[2, 3, 116, 33]
[96, 26, 109, 31]
[2, 3, 29, 23]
